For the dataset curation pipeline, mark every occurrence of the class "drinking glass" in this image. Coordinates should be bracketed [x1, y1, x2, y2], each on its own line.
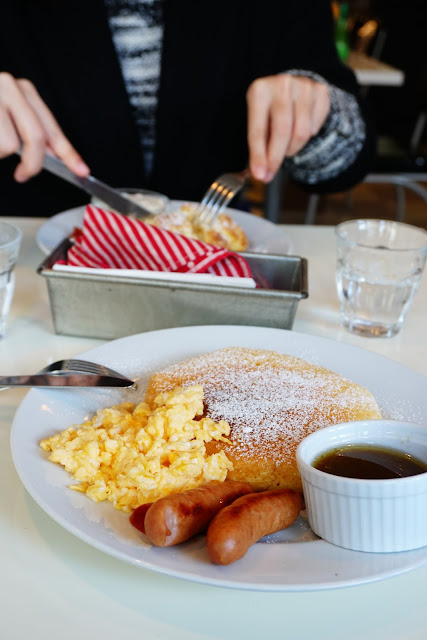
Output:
[0, 221, 22, 337]
[335, 219, 427, 338]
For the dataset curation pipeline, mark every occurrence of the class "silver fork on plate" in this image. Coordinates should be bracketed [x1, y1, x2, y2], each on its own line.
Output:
[193, 170, 249, 228]
[0, 357, 136, 388]
[41, 359, 129, 378]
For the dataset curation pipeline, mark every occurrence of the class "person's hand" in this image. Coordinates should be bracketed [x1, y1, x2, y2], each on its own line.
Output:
[246, 73, 330, 183]
[0, 72, 89, 182]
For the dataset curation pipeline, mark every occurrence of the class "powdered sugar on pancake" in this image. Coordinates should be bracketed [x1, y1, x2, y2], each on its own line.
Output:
[146, 347, 381, 465]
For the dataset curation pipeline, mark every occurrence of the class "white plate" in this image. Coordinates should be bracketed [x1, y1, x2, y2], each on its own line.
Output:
[36, 202, 293, 256]
[10, 326, 427, 591]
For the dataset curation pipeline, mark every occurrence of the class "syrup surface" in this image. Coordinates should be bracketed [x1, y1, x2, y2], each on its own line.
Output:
[313, 444, 427, 479]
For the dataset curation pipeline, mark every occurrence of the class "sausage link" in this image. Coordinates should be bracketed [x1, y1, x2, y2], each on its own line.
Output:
[129, 502, 153, 534]
[206, 489, 303, 565]
[144, 480, 253, 547]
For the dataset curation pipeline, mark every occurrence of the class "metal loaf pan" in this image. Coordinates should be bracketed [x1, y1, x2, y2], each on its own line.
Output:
[37, 238, 308, 340]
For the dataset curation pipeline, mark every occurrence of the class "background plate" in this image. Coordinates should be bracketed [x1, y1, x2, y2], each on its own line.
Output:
[36, 202, 293, 256]
[10, 326, 427, 591]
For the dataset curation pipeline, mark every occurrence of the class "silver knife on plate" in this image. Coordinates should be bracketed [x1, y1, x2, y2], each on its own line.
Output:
[17, 150, 153, 219]
[0, 374, 136, 388]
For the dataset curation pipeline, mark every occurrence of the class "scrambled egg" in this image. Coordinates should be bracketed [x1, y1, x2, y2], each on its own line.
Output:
[40, 385, 233, 513]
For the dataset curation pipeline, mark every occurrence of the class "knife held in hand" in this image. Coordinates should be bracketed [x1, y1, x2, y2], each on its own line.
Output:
[0, 373, 136, 388]
[17, 150, 153, 219]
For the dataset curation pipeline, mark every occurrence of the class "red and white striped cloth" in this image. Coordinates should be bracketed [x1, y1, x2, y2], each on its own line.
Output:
[63, 205, 253, 279]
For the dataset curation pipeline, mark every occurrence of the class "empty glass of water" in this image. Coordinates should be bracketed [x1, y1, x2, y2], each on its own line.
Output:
[335, 219, 427, 338]
[0, 221, 22, 337]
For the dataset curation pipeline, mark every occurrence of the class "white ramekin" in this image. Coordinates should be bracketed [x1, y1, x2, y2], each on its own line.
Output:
[91, 189, 169, 215]
[296, 420, 427, 553]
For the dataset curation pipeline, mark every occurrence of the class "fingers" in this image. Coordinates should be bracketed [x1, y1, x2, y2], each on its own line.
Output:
[246, 74, 331, 183]
[0, 72, 89, 182]
[284, 78, 314, 157]
[0, 72, 45, 180]
[0, 101, 21, 158]
[246, 79, 272, 182]
[19, 79, 89, 178]
[310, 81, 331, 137]
[266, 78, 295, 177]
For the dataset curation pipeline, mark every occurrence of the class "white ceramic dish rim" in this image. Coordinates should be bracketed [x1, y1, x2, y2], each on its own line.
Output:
[297, 418, 427, 554]
[36, 202, 294, 257]
[9, 325, 427, 591]
[296, 420, 427, 497]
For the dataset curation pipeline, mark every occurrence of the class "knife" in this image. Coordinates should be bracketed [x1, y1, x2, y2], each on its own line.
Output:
[17, 150, 153, 219]
[0, 373, 136, 388]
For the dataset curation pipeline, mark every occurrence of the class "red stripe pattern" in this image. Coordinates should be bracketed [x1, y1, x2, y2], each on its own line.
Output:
[66, 206, 252, 278]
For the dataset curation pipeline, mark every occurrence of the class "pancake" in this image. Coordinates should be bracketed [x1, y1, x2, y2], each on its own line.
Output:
[144, 347, 382, 493]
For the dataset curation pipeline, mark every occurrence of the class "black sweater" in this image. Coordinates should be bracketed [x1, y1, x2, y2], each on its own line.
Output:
[0, 0, 375, 216]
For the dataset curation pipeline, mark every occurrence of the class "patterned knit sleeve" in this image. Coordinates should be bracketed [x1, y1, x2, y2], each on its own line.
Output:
[283, 70, 366, 185]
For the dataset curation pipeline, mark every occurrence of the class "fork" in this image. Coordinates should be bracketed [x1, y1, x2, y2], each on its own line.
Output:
[0, 358, 135, 389]
[193, 170, 249, 228]
[41, 359, 130, 379]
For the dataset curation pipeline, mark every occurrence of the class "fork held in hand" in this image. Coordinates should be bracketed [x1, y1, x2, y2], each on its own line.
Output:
[194, 170, 249, 228]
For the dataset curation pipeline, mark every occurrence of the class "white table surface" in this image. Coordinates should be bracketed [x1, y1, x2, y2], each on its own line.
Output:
[1, 217, 426, 640]
[347, 51, 405, 87]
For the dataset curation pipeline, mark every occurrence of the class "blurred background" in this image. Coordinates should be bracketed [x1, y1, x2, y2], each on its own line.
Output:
[246, 0, 427, 230]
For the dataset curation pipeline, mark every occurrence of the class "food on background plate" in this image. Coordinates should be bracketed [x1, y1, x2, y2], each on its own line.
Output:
[146, 203, 248, 252]
[40, 385, 233, 513]
[84, 199, 248, 252]
[206, 488, 304, 565]
[134, 480, 253, 546]
[145, 347, 382, 493]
